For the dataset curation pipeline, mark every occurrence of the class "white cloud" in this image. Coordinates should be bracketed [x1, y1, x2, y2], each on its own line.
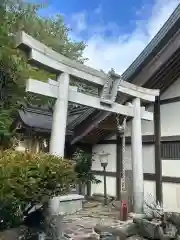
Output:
[70, 12, 87, 33]
[70, 0, 179, 74]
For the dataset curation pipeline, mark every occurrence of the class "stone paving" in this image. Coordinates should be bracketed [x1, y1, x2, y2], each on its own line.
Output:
[61, 201, 131, 240]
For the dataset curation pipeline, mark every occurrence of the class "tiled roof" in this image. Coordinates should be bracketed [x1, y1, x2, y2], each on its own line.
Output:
[18, 106, 94, 133]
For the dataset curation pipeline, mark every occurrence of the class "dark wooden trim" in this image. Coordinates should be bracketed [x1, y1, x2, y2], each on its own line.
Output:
[122, 135, 155, 144]
[97, 139, 117, 144]
[116, 135, 122, 200]
[162, 176, 180, 184]
[160, 96, 180, 105]
[92, 170, 155, 180]
[97, 135, 180, 145]
[161, 136, 180, 142]
[144, 173, 155, 181]
[92, 170, 116, 177]
[92, 170, 180, 184]
[154, 96, 162, 203]
[144, 173, 180, 184]
[126, 135, 155, 144]
[97, 135, 155, 145]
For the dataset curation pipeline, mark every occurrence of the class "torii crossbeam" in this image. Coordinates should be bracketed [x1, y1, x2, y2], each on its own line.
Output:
[15, 31, 160, 214]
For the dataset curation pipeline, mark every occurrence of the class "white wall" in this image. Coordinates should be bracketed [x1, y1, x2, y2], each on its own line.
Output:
[91, 175, 116, 197]
[125, 105, 154, 137]
[162, 160, 180, 177]
[161, 77, 180, 100]
[160, 77, 180, 136]
[124, 145, 155, 173]
[161, 102, 180, 136]
[92, 144, 116, 172]
[125, 77, 180, 137]
[15, 141, 27, 152]
[163, 183, 180, 212]
[91, 143, 117, 197]
[144, 181, 156, 201]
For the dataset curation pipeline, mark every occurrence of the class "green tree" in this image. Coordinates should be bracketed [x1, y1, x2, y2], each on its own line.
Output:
[0, 0, 87, 138]
[73, 149, 101, 194]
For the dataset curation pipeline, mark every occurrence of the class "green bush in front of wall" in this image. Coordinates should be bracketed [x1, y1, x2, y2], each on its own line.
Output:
[0, 150, 76, 230]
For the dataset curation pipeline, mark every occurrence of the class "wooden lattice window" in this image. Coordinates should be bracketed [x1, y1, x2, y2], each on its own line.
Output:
[161, 142, 180, 160]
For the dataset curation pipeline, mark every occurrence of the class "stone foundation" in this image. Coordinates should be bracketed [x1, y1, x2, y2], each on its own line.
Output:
[49, 194, 84, 215]
[95, 211, 180, 240]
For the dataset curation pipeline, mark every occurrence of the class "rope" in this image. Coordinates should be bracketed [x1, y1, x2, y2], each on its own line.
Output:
[116, 114, 127, 192]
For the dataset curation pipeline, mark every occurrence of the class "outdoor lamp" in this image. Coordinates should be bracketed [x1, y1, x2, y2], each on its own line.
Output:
[99, 151, 110, 169]
[99, 151, 110, 205]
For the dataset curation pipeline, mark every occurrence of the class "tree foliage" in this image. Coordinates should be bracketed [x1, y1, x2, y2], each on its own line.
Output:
[73, 149, 101, 185]
[0, 150, 76, 229]
[0, 0, 87, 136]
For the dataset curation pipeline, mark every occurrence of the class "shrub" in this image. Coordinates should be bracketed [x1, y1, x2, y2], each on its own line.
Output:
[0, 150, 76, 230]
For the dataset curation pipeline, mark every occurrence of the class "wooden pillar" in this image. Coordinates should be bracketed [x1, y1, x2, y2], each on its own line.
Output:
[116, 134, 122, 200]
[154, 96, 162, 203]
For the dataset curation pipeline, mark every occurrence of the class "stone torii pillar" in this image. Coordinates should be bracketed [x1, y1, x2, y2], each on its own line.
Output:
[131, 98, 144, 213]
[49, 73, 70, 157]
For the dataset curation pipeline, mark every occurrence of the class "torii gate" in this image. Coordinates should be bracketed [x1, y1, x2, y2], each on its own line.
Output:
[16, 31, 160, 213]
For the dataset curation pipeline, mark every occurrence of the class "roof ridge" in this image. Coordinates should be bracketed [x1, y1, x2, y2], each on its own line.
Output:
[20, 105, 89, 118]
[21, 107, 52, 116]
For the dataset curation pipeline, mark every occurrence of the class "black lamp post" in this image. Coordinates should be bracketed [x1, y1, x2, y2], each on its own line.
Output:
[99, 151, 110, 205]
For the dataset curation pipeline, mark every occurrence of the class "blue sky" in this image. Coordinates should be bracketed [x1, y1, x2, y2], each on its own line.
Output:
[35, 0, 179, 73]
[39, 0, 155, 37]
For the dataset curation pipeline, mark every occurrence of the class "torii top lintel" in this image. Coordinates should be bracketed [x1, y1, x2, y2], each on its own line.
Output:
[15, 31, 159, 103]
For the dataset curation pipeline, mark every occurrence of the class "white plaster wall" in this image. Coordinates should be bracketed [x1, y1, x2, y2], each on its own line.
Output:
[92, 144, 116, 172]
[143, 181, 180, 213]
[91, 175, 116, 197]
[125, 105, 154, 137]
[163, 183, 180, 212]
[162, 160, 180, 177]
[124, 145, 155, 173]
[142, 105, 154, 135]
[123, 77, 180, 137]
[161, 77, 180, 100]
[161, 102, 180, 136]
[144, 180, 156, 201]
[15, 139, 33, 152]
[15, 141, 27, 152]
[121, 105, 180, 138]
[92, 144, 116, 197]
[159, 77, 180, 136]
